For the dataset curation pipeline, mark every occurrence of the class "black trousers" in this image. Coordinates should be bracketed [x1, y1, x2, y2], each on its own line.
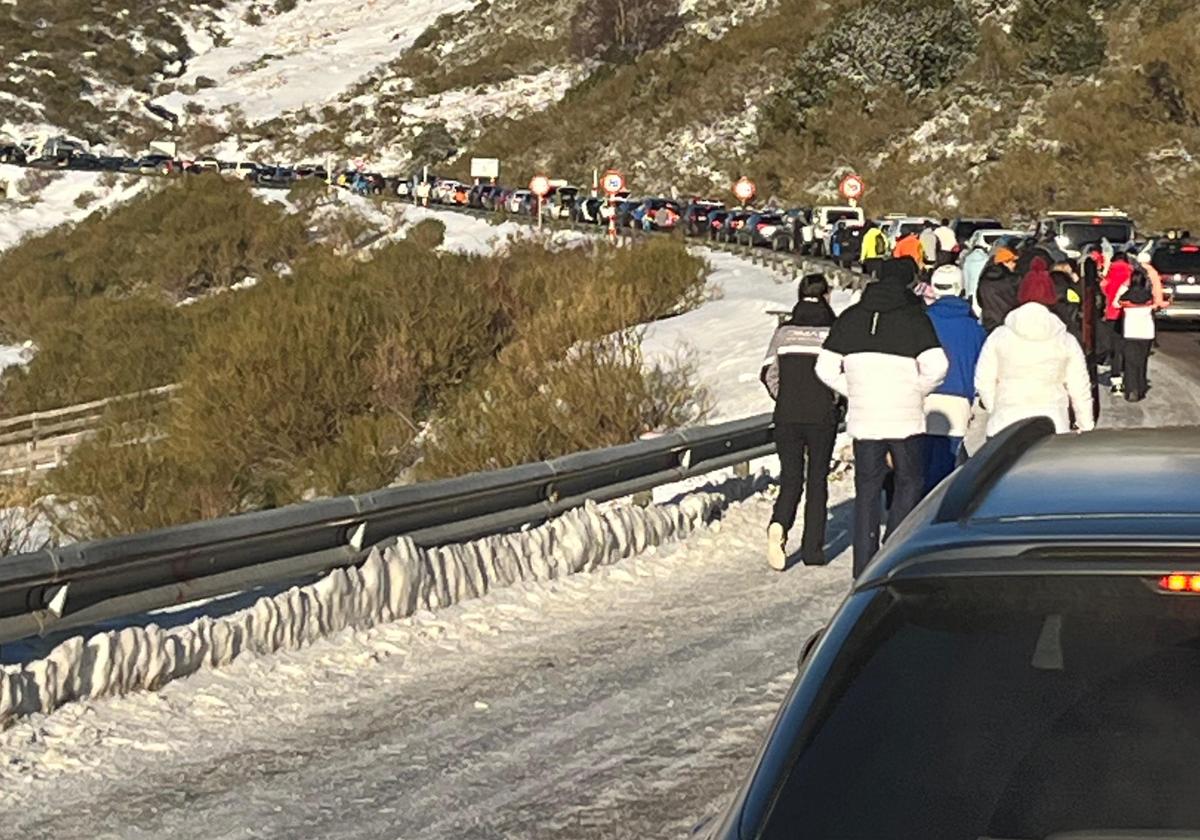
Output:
[862, 257, 883, 278]
[852, 436, 926, 577]
[1099, 318, 1124, 376]
[1123, 338, 1151, 398]
[772, 422, 837, 562]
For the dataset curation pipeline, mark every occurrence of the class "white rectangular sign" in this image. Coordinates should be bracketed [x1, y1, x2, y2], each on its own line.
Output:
[470, 157, 500, 179]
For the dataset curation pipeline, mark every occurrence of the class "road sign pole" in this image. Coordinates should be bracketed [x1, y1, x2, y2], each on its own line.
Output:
[538, 195, 543, 230]
[608, 197, 617, 244]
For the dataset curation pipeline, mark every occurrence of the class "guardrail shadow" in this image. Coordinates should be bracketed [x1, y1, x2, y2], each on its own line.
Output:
[0, 578, 312, 666]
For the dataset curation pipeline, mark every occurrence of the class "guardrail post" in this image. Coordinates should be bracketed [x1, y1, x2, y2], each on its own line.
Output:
[734, 461, 751, 479]
[632, 490, 653, 508]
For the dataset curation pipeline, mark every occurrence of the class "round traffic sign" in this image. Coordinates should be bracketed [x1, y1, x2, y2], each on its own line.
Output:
[529, 174, 551, 196]
[839, 174, 865, 201]
[602, 169, 625, 195]
[733, 176, 756, 203]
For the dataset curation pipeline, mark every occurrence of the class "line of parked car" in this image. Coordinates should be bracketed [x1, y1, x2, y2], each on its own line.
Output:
[8, 139, 1199, 320]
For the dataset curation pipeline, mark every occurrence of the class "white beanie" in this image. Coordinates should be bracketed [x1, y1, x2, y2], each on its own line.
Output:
[931, 265, 964, 298]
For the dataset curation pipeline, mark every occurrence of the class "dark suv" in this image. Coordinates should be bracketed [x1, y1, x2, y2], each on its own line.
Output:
[1148, 239, 1200, 322]
[703, 419, 1200, 840]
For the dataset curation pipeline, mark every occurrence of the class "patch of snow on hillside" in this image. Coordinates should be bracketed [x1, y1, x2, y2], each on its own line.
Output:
[0, 166, 147, 253]
[396, 66, 579, 134]
[155, 0, 476, 123]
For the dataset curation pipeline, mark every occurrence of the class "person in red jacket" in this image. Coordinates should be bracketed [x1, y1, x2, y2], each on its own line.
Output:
[1102, 254, 1133, 395]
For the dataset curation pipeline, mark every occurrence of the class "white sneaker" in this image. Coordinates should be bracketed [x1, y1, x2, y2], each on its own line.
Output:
[767, 522, 787, 571]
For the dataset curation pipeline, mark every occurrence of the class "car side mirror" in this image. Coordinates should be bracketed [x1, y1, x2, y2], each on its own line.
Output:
[798, 627, 825, 669]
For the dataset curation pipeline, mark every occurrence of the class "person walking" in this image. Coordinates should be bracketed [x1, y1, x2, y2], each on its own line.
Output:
[976, 245, 1021, 332]
[760, 274, 841, 570]
[893, 229, 924, 267]
[860, 221, 889, 278]
[919, 221, 940, 273]
[974, 265, 1095, 437]
[934, 217, 957, 259]
[961, 240, 989, 303]
[1118, 269, 1156, 402]
[816, 260, 949, 576]
[1102, 253, 1133, 394]
[922, 265, 986, 491]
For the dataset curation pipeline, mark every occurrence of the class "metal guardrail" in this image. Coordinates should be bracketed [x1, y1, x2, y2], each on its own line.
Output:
[0, 413, 775, 644]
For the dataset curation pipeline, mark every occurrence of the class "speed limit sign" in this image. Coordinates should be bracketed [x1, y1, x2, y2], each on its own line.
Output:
[839, 174, 865, 201]
[602, 169, 625, 195]
[529, 174, 551, 196]
[733, 176, 756, 203]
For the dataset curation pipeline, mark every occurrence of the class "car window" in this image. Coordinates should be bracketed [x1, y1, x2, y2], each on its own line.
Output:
[1060, 221, 1133, 249]
[761, 576, 1200, 840]
[825, 210, 861, 224]
[1152, 246, 1200, 275]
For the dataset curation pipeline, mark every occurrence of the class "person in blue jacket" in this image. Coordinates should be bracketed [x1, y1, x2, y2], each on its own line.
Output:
[922, 265, 986, 491]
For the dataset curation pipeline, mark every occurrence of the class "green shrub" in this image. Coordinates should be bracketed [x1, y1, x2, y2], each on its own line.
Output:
[39, 232, 709, 537]
[0, 176, 307, 341]
[406, 218, 446, 249]
[0, 295, 193, 414]
[1011, 0, 1104, 77]
[418, 334, 708, 478]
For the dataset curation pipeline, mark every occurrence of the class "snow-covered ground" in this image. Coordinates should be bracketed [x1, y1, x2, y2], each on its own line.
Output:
[386, 66, 578, 134]
[643, 250, 854, 423]
[0, 343, 35, 376]
[155, 0, 475, 124]
[0, 165, 146, 253]
[0, 477, 855, 839]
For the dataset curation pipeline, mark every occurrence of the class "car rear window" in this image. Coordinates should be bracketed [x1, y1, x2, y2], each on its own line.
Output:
[1153, 246, 1200, 275]
[955, 219, 1002, 240]
[825, 210, 862, 224]
[761, 576, 1200, 840]
[1061, 220, 1134, 249]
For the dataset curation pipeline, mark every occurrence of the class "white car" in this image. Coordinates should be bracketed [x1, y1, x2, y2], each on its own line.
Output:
[507, 189, 531, 214]
[883, 216, 937, 247]
[802, 205, 865, 255]
[963, 228, 1025, 251]
[434, 180, 462, 204]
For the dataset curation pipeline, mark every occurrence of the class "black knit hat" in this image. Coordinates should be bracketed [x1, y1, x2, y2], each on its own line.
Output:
[799, 273, 829, 300]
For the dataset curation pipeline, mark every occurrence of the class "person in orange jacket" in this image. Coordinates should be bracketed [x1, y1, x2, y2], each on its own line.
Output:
[893, 230, 924, 267]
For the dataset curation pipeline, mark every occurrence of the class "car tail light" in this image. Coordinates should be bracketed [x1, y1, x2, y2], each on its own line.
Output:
[756, 222, 768, 231]
[1158, 573, 1200, 593]
[1182, 245, 1200, 252]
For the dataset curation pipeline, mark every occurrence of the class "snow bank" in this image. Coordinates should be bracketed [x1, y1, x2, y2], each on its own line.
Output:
[0, 477, 765, 725]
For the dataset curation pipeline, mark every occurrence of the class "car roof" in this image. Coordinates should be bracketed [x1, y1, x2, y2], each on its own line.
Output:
[858, 422, 1200, 588]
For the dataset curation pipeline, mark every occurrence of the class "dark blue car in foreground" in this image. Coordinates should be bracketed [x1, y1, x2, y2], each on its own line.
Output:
[702, 419, 1200, 840]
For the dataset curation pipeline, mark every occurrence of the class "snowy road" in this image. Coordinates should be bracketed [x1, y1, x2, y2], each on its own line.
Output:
[0, 486, 855, 840]
[0, 319, 1195, 839]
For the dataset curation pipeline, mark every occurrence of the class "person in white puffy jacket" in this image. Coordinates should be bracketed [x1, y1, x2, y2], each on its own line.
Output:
[975, 263, 1095, 437]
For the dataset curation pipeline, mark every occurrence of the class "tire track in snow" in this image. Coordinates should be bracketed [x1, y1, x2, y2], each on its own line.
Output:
[0, 484, 854, 839]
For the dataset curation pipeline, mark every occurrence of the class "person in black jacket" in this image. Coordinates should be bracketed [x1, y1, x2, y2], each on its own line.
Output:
[976, 245, 1020, 332]
[760, 274, 840, 570]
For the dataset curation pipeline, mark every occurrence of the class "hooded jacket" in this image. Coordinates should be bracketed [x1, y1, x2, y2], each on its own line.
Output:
[816, 276, 949, 440]
[1104, 260, 1133, 320]
[924, 296, 986, 437]
[962, 247, 988, 302]
[761, 297, 839, 425]
[975, 302, 1095, 437]
[976, 260, 1020, 333]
